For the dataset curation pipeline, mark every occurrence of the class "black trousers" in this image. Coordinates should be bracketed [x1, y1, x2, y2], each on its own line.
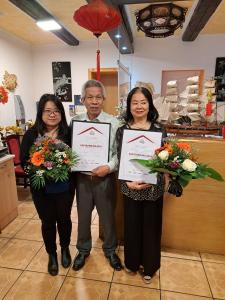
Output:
[123, 195, 163, 276]
[32, 190, 73, 254]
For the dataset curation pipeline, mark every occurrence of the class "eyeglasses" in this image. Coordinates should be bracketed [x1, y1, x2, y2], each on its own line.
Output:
[85, 95, 104, 102]
[43, 109, 61, 116]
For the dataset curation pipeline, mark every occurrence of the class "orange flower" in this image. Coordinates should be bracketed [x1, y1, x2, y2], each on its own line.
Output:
[155, 143, 173, 155]
[31, 151, 44, 166]
[177, 142, 191, 152]
[64, 158, 70, 165]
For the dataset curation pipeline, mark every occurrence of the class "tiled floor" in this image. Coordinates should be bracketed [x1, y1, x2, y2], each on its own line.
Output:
[0, 187, 225, 300]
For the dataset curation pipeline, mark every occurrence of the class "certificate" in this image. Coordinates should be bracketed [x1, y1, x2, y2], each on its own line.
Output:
[118, 129, 162, 184]
[71, 120, 111, 171]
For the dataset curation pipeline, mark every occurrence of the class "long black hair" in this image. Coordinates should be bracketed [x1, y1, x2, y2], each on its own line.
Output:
[33, 94, 69, 138]
[125, 87, 159, 123]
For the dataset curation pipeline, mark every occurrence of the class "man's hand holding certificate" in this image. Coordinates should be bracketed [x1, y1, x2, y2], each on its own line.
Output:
[118, 129, 162, 184]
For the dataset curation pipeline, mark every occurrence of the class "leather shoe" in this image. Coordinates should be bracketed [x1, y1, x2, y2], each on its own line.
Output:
[72, 252, 89, 271]
[61, 247, 71, 268]
[48, 253, 58, 276]
[106, 253, 122, 271]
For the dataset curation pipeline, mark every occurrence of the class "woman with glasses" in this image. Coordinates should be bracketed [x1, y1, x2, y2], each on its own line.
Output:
[20, 94, 74, 276]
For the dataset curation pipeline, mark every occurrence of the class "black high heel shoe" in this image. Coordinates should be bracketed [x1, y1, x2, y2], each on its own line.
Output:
[48, 253, 58, 276]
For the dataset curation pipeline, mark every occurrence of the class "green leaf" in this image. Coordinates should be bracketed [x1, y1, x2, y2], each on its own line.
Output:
[179, 174, 192, 187]
[205, 167, 224, 182]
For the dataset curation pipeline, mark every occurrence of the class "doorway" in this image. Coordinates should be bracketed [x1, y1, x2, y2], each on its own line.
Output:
[88, 68, 118, 116]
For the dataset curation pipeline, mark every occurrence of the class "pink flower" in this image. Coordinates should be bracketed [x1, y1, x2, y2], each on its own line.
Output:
[44, 161, 53, 169]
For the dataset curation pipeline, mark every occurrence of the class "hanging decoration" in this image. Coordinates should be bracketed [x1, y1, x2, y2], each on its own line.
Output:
[2, 71, 18, 92]
[73, 0, 121, 80]
[0, 86, 9, 104]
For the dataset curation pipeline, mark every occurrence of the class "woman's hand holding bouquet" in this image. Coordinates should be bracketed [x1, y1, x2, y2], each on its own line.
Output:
[26, 136, 78, 189]
[134, 140, 224, 197]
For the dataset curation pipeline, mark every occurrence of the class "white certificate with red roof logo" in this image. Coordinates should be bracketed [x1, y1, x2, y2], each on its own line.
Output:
[118, 129, 162, 184]
[71, 120, 111, 171]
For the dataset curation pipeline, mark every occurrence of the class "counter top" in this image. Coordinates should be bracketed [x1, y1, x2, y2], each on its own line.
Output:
[0, 154, 15, 164]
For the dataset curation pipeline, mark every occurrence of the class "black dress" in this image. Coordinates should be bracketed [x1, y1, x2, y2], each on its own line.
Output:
[116, 122, 166, 276]
[20, 127, 75, 254]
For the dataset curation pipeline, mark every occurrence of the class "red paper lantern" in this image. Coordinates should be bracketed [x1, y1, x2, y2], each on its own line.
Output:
[74, 0, 121, 80]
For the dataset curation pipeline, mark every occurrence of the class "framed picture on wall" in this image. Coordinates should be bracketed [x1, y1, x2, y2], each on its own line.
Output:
[215, 57, 225, 77]
[215, 57, 225, 101]
[52, 61, 72, 102]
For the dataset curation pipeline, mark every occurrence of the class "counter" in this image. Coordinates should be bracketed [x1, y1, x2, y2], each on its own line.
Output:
[0, 155, 18, 232]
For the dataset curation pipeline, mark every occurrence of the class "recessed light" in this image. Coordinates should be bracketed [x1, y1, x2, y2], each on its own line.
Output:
[36, 20, 61, 31]
[115, 34, 122, 39]
[122, 46, 127, 50]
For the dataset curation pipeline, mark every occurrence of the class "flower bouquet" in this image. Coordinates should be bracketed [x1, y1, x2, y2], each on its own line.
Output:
[133, 140, 224, 197]
[26, 136, 78, 189]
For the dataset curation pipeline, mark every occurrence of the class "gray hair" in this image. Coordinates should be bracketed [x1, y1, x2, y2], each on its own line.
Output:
[81, 79, 106, 99]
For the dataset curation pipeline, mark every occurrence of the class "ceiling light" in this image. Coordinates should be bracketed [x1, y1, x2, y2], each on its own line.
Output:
[122, 46, 127, 50]
[115, 34, 122, 39]
[135, 3, 187, 38]
[36, 20, 61, 31]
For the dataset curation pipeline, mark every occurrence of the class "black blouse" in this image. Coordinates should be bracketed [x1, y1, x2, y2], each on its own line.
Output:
[116, 122, 167, 201]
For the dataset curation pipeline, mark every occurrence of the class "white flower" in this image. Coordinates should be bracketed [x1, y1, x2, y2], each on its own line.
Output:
[36, 170, 45, 176]
[158, 150, 169, 161]
[182, 159, 197, 172]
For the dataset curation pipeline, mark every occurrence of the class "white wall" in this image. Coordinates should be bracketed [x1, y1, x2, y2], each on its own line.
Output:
[128, 34, 225, 93]
[1, 31, 225, 124]
[0, 31, 33, 125]
[32, 40, 119, 122]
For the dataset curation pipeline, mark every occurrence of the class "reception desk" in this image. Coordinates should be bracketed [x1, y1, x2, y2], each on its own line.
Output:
[110, 137, 225, 255]
[0, 155, 18, 232]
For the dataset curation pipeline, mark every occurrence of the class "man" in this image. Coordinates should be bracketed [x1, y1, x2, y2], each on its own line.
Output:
[72, 79, 122, 271]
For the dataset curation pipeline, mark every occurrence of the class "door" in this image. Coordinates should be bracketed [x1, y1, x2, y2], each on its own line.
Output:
[88, 68, 118, 116]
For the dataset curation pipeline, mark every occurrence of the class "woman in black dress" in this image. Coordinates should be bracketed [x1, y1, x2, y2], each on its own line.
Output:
[20, 94, 75, 276]
[116, 87, 169, 283]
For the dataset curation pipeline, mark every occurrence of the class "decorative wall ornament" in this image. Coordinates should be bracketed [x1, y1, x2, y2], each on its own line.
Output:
[2, 71, 18, 91]
[0, 86, 9, 104]
[52, 62, 72, 102]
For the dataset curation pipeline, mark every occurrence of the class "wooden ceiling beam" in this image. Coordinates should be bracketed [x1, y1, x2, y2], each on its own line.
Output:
[9, 0, 79, 46]
[182, 0, 223, 41]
